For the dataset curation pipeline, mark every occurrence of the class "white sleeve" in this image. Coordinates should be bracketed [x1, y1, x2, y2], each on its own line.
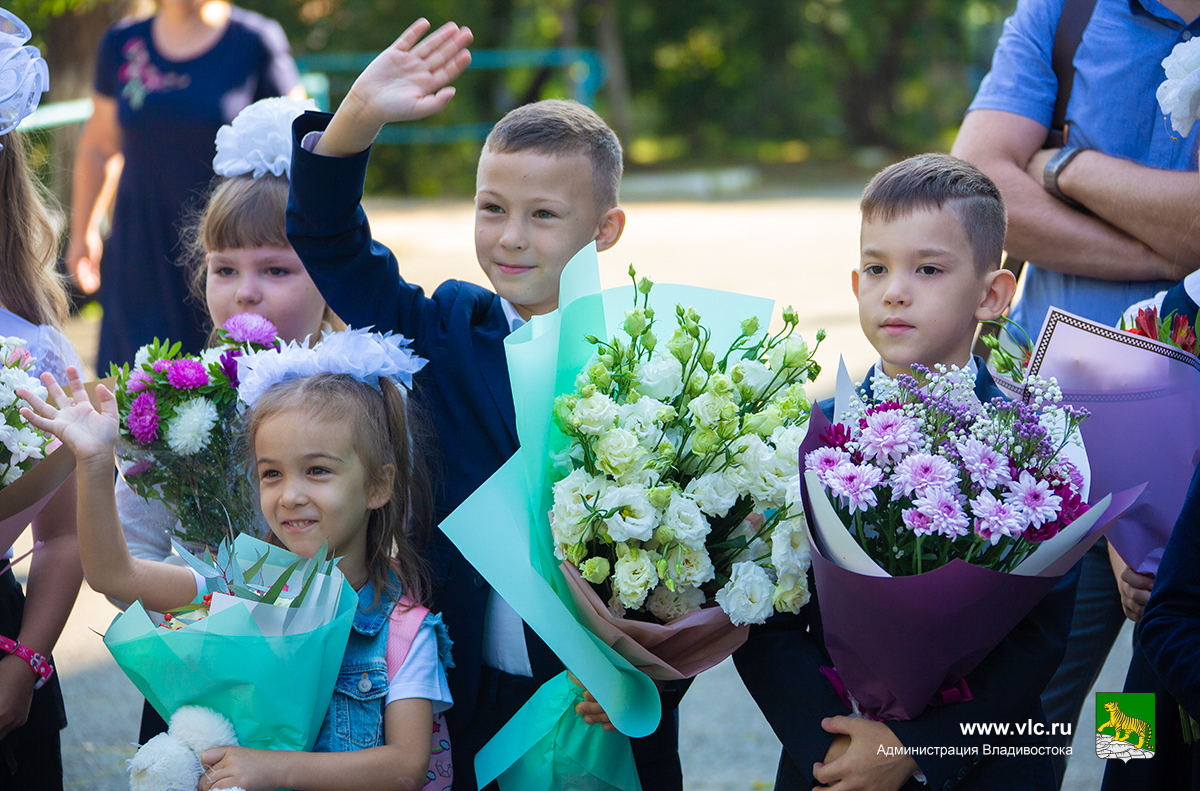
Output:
[386, 623, 453, 714]
[116, 470, 178, 563]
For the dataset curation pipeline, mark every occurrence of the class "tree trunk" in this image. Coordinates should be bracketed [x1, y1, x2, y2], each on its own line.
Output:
[596, 0, 633, 143]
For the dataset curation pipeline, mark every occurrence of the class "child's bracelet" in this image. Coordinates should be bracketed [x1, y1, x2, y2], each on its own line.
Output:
[0, 636, 53, 689]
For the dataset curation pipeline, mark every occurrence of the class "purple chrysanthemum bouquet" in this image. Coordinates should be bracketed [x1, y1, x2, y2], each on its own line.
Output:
[110, 313, 280, 547]
[809, 367, 1090, 576]
[798, 364, 1141, 720]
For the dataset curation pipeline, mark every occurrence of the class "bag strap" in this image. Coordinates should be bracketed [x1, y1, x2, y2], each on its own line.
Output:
[974, 0, 1099, 361]
[1048, 0, 1100, 146]
[386, 595, 429, 684]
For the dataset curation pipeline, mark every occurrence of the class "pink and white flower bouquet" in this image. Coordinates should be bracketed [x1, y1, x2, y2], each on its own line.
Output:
[799, 364, 1141, 720]
[110, 313, 279, 546]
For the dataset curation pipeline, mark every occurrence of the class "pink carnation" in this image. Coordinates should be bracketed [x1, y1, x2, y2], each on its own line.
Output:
[166, 359, 209, 390]
[127, 392, 161, 444]
[223, 312, 278, 346]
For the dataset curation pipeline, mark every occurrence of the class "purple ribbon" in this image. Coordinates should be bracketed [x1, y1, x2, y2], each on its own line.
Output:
[820, 666, 973, 722]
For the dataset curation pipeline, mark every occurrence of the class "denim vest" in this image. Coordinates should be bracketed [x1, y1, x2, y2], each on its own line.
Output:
[313, 577, 394, 752]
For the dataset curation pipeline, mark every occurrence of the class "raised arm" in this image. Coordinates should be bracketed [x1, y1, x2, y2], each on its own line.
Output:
[315, 18, 472, 158]
[18, 369, 196, 612]
[952, 110, 1174, 282]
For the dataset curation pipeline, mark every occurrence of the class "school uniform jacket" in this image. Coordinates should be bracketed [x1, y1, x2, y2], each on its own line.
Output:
[285, 112, 562, 733]
[735, 360, 1080, 790]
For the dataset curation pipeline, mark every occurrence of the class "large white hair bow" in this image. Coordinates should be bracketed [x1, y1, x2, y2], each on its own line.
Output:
[0, 10, 49, 149]
[236, 328, 428, 408]
[213, 96, 318, 179]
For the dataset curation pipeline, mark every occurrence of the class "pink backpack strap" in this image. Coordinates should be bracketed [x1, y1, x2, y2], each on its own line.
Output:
[386, 595, 429, 683]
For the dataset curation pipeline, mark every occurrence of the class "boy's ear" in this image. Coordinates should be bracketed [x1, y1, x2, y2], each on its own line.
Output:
[594, 207, 626, 253]
[851, 269, 860, 300]
[975, 267, 1018, 321]
[368, 464, 396, 510]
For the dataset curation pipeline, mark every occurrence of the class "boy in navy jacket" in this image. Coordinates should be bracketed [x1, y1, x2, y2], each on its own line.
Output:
[284, 19, 685, 790]
[735, 153, 1081, 790]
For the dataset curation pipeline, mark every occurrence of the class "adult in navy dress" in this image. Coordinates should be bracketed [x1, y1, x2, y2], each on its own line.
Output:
[69, 0, 299, 369]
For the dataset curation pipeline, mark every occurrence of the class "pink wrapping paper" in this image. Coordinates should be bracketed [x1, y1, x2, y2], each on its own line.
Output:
[560, 562, 749, 681]
[798, 405, 1142, 720]
[1023, 309, 1200, 575]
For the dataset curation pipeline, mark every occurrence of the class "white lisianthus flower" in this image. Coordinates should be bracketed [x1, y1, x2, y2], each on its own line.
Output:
[165, 397, 219, 455]
[612, 546, 660, 610]
[769, 424, 806, 473]
[784, 474, 802, 510]
[771, 515, 811, 591]
[595, 427, 645, 477]
[570, 392, 619, 435]
[684, 472, 740, 518]
[3, 426, 43, 464]
[646, 584, 705, 622]
[579, 556, 611, 584]
[551, 469, 606, 545]
[664, 544, 716, 587]
[687, 391, 735, 429]
[1158, 37, 1200, 136]
[637, 353, 684, 401]
[772, 580, 810, 614]
[661, 493, 711, 549]
[715, 562, 776, 625]
[733, 359, 775, 401]
[749, 455, 792, 510]
[598, 484, 661, 542]
[619, 396, 672, 443]
[767, 336, 809, 372]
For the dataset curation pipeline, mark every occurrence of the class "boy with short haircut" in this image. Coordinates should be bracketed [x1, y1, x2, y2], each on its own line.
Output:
[736, 153, 1080, 791]
[284, 19, 682, 791]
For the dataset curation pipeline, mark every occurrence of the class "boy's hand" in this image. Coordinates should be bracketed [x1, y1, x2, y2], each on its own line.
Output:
[812, 716, 918, 791]
[1108, 542, 1153, 622]
[318, 19, 473, 157]
[200, 746, 281, 791]
[569, 671, 616, 731]
[18, 367, 117, 471]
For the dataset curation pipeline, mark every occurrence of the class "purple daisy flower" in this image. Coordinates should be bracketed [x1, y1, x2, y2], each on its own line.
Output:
[825, 463, 885, 513]
[223, 312, 278, 346]
[902, 507, 935, 536]
[969, 490, 1023, 545]
[856, 409, 921, 465]
[805, 446, 851, 484]
[889, 453, 958, 500]
[912, 487, 970, 538]
[166, 359, 209, 390]
[127, 392, 161, 444]
[1003, 470, 1062, 528]
[957, 438, 1012, 489]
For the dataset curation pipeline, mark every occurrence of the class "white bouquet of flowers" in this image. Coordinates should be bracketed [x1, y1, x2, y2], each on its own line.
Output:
[550, 268, 823, 646]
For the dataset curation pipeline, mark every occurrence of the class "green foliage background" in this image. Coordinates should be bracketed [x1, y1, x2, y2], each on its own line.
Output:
[26, 0, 1019, 196]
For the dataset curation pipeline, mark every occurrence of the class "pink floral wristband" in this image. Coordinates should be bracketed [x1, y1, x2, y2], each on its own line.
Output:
[0, 636, 53, 689]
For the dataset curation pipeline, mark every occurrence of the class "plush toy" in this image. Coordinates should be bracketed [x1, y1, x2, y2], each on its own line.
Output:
[128, 705, 243, 791]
